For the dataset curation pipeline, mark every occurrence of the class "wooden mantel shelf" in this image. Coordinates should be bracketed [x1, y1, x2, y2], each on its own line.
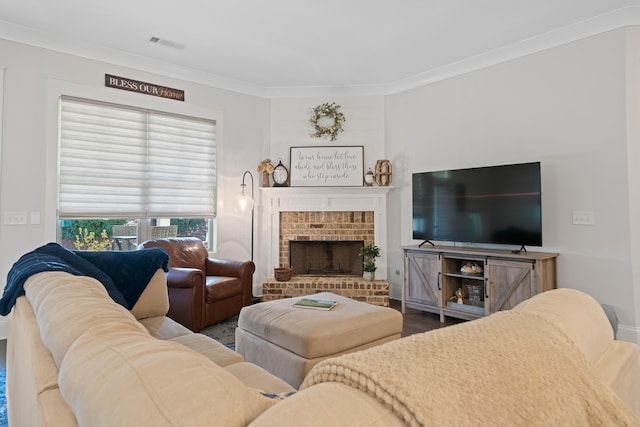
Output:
[259, 186, 393, 193]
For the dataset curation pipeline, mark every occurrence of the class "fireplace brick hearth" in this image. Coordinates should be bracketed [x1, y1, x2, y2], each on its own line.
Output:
[262, 276, 389, 306]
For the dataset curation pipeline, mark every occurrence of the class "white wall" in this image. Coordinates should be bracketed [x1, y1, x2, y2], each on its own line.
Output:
[1, 27, 639, 343]
[386, 28, 639, 342]
[269, 97, 385, 168]
[625, 26, 640, 344]
[0, 39, 269, 336]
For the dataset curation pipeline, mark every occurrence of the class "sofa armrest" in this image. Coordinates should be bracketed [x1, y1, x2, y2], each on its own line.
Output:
[166, 267, 205, 288]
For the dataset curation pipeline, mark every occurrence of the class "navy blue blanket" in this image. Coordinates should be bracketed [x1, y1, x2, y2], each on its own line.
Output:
[0, 243, 169, 316]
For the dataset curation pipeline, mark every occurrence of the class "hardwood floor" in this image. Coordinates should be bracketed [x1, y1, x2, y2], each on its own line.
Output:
[389, 299, 465, 337]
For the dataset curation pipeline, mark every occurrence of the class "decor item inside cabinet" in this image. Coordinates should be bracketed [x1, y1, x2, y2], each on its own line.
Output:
[441, 255, 487, 321]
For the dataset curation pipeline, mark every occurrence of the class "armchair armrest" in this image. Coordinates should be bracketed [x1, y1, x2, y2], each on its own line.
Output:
[166, 267, 205, 288]
[205, 258, 255, 306]
[205, 258, 255, 279]
[165, 267, 206, 331]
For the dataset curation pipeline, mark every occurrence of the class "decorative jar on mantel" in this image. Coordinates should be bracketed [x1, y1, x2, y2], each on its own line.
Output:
[261, 171, 271, 187]
[375, 160, 392, 186]
[364, 168, 375, 186]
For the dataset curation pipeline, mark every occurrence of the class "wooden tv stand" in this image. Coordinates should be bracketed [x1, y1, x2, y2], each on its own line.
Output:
[402, 245, 558, 322]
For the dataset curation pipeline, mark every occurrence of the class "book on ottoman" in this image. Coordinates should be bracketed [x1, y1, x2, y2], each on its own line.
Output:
[293, 298, 337, 311]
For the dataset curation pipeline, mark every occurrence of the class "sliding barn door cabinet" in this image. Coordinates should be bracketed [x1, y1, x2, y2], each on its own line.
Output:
[402, 245, 558, 322]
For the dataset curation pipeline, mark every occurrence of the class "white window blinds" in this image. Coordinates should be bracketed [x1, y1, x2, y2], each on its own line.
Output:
[58, 96, 216, 219]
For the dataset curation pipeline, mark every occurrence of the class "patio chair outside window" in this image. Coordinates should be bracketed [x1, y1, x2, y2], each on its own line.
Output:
[151, 225, 178, 239]
[111, 225, 138, 250]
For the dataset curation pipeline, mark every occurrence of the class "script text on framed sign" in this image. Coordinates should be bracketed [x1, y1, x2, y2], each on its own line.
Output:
[289, 146, 364, 187]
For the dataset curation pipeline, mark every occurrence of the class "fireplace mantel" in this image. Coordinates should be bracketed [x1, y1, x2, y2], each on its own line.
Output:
[254, 186, 392, 296]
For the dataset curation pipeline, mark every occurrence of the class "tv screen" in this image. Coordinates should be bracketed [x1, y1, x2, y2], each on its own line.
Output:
[412, 162, 542, 247]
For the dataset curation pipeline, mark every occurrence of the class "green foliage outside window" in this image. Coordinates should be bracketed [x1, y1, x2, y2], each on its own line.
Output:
[170, 219, 208, 241]
[74, 228, 114, 251]
[61, 220, 127, 240]
[60, 218, 209, 250]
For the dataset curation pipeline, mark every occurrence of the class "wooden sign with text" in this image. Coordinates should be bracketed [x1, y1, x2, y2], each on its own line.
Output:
[289, 146, 364, 187]
[105, 74, 184, 101]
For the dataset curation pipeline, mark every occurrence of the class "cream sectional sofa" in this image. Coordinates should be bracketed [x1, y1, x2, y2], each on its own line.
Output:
[7, 265, 640, 426]
[8, 269, 296, 426]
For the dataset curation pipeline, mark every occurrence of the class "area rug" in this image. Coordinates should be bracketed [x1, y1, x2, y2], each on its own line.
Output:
[0, 368, 6, 427]
[199, 315, 238, 350]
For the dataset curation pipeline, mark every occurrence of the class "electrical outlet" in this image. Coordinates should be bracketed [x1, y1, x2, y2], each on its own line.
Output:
[30, 211, 41, 225]
[572, 211, 595, 226]
[4, 211, 28, 225]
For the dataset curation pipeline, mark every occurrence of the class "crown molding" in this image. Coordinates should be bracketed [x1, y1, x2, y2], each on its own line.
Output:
[1, 6, 640, 99]
[378, 6, 640, 96]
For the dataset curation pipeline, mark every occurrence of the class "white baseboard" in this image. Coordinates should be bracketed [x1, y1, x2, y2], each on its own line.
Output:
[617, 324, 640, 345]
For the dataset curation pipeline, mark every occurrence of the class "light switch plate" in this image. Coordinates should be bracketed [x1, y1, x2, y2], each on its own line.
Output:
[30, 211, 41, 225]
[572, 211, 595, 226]
[4, 211, 28, 225]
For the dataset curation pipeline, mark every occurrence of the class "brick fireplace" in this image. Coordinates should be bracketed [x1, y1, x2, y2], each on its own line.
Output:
[289, 240, 364, 275]
[279, 211, 374, 273]
[255, 187, 391, 296]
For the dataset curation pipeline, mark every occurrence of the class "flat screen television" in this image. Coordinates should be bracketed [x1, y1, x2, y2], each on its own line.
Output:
[412, 162, 542, 248]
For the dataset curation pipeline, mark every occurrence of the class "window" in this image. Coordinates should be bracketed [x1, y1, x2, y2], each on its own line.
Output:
[57, 96, 217, 251]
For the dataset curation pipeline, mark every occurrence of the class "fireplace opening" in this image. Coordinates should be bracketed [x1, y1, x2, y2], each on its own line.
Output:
[289, 240, 363, 276]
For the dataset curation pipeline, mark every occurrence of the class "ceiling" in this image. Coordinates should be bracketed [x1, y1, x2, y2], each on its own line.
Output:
[1, 0, 640, 97]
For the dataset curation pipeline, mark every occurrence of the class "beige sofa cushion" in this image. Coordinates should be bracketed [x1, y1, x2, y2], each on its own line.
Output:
[514, 288, 613, 365]
[24, 272, 148, 367]
[250, 383, 404, 427]
[168, 333, 244, 367]
[130, 268, 170, 320]
[594, 340, 640, 417]
[59, 326, 275, 427]
[513, 288, 640, 418]
[139, 315, 192, 339]
[224, 362, 296, 395]
[39, 389, 79, 427]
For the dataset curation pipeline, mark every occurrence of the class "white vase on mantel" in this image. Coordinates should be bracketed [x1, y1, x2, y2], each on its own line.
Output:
[363, 271, 375, 281]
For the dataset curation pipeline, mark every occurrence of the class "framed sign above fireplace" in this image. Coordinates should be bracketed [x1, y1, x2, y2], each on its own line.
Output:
[289, 145, 364, 187]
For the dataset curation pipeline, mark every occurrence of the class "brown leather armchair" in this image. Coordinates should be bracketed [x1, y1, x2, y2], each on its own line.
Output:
[138, 237, 255, 332]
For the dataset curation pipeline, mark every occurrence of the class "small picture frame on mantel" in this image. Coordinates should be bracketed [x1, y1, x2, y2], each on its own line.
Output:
[289, 145, 364, 187]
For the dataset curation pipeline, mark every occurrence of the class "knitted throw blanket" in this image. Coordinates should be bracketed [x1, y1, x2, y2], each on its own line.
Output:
[0, 243, 169, 315]
[301, 311, 640, 427]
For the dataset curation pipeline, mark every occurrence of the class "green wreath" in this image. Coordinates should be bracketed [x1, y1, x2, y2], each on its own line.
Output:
[309, 102, 345, 141]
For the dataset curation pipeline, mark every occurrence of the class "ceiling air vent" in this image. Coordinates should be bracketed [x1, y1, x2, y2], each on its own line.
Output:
[148, 36, 185, 50]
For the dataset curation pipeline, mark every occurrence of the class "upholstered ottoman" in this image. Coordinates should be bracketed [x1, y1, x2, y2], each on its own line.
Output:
[235, 292, 403, 388]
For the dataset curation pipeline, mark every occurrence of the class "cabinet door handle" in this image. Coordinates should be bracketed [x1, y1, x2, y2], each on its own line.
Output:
[485, 282, 489, 298]
[438, 272, 441, 290]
